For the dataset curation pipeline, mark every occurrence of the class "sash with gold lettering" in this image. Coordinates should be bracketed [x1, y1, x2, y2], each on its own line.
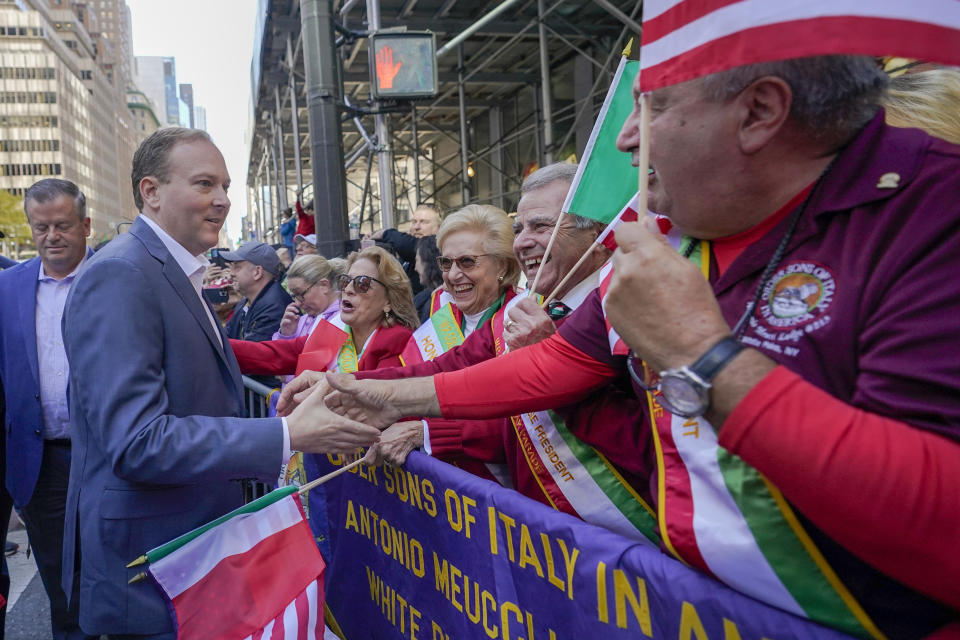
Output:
[399, 302, 465, 366]
[492, 293, 659, 546]
[645, 238, 883, 639]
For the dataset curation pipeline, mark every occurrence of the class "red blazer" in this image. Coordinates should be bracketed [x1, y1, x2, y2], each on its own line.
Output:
[230, 324, 413, 376]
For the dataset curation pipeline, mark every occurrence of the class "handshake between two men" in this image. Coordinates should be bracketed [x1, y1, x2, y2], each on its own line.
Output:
[280, 370, 436, 463]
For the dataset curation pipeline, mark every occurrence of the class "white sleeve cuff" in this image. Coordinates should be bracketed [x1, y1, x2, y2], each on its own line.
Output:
[281, 416, 292, 463]
[421, 419, 432, 456]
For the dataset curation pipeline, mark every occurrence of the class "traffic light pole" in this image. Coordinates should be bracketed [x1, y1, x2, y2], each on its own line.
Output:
[366, 0, 396, 231]
[301, 0, 350, 257]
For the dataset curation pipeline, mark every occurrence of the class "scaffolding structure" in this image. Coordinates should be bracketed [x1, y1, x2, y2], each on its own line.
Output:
[246, 0, 641, 255]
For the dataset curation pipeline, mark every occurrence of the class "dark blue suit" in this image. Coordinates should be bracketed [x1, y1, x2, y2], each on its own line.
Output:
[61, 218, 283, 635]
[0, 257, 49, 506]
[0, 254, 93, 639]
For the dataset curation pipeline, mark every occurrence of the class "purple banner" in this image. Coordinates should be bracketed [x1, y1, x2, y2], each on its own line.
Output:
[311, 452, 851, 639]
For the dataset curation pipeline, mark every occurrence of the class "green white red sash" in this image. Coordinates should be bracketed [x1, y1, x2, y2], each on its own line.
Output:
[399, 303, 465, 366]
[642, 237, 883, 639]
[493, 292, 660, 546]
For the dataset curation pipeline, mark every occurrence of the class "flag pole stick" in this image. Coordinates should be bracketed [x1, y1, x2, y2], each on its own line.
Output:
[636, 91, 651, 218]
[298, 456, 365, 493]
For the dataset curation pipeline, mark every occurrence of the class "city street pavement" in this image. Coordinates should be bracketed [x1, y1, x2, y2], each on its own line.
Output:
[5, 521, 52, 640]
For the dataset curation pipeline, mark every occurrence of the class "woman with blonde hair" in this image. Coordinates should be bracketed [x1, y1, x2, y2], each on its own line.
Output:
[273, 255, 343, 343]
[884, 68, 960, 145]
[231, 246, 418, 377]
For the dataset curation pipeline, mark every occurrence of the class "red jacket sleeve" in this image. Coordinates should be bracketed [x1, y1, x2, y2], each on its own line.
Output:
[435, 333, 618, 419]
[356, 325, 497, 381]
[428, 417, 506, 463]
[720, 366, 960, 610]
[230, 336, 307, 375]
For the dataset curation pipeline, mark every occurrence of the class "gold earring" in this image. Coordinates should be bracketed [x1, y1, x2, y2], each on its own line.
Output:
[498, 275, 504, 282]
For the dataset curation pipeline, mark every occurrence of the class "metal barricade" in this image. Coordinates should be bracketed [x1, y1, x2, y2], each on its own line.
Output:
[241, 375, 279, 502]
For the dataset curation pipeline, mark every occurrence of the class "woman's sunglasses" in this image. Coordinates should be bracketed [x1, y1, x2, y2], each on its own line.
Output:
[436, 254, 490, 271]
[338, 273, 386, 294]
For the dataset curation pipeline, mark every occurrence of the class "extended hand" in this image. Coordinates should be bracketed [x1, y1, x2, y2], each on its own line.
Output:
[364, 421, 424, 466]
[606, 218, 730, 372]
[324, 374, 404, 429]
[285, 379, 381, 453]
[375, 46, 403, 89]
[276, 370, 327, 416]
[504, 297, 556, 351]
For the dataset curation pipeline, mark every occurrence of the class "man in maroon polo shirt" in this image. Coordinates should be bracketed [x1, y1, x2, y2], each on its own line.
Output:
[306, 55, 960, 638]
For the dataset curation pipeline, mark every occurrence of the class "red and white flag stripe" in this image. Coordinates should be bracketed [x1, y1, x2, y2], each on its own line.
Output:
[243, 577, 324, 640]
[639, 0, 960, 92]
[598, 207, 682, 356]
[149, 493, 326, 640]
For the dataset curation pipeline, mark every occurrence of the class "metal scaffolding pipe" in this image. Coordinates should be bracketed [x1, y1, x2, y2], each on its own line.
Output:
[265, 140, 277, 240]
[592, 0, 643, 36]
[537, 0, 554, 164]
[273, 89, 289, 211]
[411, 103, 421, 205]
[435, 0, 523, 58]
[301, 0, 349, 256]
[457, 45, 471, 203]
[286, 34, 304, 194]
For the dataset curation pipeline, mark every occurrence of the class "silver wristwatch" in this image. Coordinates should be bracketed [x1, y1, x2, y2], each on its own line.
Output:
[657, 336, 744, 418]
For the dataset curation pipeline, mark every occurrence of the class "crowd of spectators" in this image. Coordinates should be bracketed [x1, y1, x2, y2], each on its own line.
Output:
[0, 60, 958, 638]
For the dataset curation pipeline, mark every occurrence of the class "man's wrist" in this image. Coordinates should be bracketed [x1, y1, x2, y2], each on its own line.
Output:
[705, 348, 777, 428]
[388, 377, 441, 417]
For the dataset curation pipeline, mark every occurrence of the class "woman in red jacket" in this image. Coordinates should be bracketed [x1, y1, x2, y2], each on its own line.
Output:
[231, 246, 418, 376]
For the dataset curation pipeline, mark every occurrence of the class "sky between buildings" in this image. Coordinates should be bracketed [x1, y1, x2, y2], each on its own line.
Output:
[127, 0, 258, 245]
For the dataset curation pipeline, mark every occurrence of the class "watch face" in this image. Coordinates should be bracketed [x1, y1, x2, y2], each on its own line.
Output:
[659, 374, 707, 417]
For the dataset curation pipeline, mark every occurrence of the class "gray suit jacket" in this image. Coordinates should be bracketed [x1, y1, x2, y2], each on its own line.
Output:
[62, 217, 283, 634]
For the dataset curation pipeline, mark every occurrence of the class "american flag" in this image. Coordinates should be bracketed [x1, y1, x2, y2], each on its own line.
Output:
[639, 0, 960, 92]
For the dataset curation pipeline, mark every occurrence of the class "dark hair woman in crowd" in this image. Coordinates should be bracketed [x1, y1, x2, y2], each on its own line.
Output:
[413, 235, 442, 322]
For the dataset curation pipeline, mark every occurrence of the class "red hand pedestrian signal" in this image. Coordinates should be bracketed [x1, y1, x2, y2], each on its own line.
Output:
[376, 46, 403, 89]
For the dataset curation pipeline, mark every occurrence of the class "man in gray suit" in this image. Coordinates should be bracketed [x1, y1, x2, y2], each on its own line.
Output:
[61, 128, 379, 638]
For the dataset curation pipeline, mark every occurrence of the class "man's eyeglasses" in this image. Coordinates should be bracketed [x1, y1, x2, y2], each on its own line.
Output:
[291, 281, 316, 303]
[337, 273, 386, 294]
[436, 254, 490, 272]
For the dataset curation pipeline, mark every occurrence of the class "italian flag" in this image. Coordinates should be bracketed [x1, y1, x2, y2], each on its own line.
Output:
[561, 53, 639, 225]
[146, 487, 325, 639]
[296, 316, 350, 375]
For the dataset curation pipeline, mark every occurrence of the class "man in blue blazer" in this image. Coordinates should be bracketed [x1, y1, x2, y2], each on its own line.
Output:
[0, 178, 95, 639]
[61, 127, 380, 638]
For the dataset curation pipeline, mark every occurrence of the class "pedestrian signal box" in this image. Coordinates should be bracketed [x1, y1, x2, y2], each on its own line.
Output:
[370, 31, 438, 99]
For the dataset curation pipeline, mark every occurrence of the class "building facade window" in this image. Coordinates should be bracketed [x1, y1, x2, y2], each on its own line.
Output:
[0, 92, 57, 104]
[0, 139, 60, 152]
[0, 115, 59, 127]
[0, 67, 55, 80]
[0, 163, 62, 176]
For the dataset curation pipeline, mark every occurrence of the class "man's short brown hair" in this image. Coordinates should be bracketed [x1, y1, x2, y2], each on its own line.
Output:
[131, 127, 212, 210]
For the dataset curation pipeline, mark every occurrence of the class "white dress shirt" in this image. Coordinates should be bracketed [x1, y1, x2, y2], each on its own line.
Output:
[36, 254, 87, 439]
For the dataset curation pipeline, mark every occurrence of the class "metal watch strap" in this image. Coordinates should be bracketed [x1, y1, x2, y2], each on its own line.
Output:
[689, 336, 745, 382]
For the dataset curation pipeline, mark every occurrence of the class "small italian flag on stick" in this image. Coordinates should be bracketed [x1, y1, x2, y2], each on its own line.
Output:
[134, 486, 326, 639]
